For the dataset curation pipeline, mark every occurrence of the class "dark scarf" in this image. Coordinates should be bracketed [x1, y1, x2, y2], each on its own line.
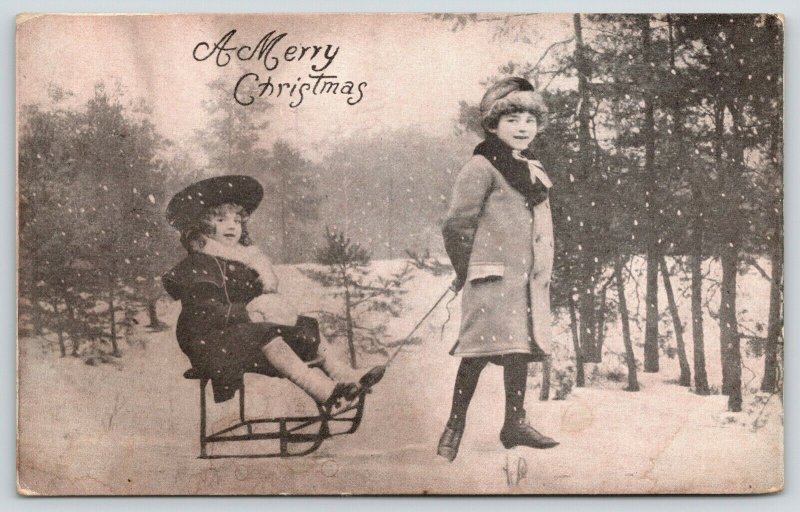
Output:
[474, 134, 550, 210]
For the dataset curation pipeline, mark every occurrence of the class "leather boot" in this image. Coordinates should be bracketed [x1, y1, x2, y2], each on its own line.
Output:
[354, 365, 386, 395]
[437, 425, 464, 462]
[500, 414, 559, 449]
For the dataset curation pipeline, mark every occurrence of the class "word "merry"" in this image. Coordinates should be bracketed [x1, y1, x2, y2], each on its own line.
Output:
[193, 30, 340, 72]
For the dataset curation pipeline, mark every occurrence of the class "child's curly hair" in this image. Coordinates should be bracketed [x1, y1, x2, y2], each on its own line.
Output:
[180, 203, 254, 252]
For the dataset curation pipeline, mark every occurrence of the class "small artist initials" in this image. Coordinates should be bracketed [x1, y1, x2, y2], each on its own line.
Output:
[502, 455, 528, 487]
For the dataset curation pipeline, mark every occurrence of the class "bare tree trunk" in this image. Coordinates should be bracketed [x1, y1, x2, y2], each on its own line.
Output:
[643, 258, 660, 372]
[50, 297, 66, 357]
[638, 15, 660, 373]
[65, 293, 80, 357]
[614, 258, 639, 392]
[761, 226, 783, 394]
[720, 102, 747, 413]
[660, 256, 691, 386]
[344, 286, 357, 369]
[568, 294, 585, 387]
[690, 249, 710, 394]
[595, 286, 607, 359]
[687, 99, 712, 396]
[573, 13, 599, 365]
[30, 283, 44, 336]
[146, 297, 166, 330]
[539, 356, 551, 401]
[761, 52, 784, 396]
[579, 289, 599, 363]
[760, 253, 783, 393]
[668, 14, 704, 392]
[709, 99, 734, 398]
[720, 247, 742, 411]
[108, 282, 120, 358]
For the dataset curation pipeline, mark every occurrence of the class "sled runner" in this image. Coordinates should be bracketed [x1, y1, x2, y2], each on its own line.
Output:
[183, 355, 367, 459]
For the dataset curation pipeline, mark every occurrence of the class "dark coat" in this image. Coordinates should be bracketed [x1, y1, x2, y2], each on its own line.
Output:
[162, 252, 316, 403]
[442, 155, 554, 361]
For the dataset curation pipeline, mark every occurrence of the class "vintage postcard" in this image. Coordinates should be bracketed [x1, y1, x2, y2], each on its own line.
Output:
[16, 13, 783, 495]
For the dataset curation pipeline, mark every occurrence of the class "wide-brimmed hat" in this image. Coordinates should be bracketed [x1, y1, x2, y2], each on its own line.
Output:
[166, 175, 263, 230]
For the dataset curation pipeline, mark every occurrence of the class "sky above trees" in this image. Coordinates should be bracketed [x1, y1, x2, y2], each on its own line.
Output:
[17, 13, 573, 160]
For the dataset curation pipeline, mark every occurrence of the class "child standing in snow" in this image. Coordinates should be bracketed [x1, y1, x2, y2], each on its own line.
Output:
[162, 175, 384, 406]
[438, 77, 558, 462]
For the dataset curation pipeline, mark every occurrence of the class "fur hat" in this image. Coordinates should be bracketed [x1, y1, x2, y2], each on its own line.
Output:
[480, 77, 549, 132]
[166, 175, 263, 230]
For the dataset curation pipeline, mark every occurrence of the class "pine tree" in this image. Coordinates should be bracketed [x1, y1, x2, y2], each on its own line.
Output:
[19, 83, 171, 359]
[301, 228, 415, 368]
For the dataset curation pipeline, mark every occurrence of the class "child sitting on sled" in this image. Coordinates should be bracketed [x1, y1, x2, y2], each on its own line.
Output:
[162, 175, 384, 406]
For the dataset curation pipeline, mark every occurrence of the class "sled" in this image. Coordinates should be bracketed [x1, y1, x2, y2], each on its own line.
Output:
[183, 356, 367, 459]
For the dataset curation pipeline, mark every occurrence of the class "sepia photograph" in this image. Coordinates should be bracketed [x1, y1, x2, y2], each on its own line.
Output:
[16, 12, 784, 495]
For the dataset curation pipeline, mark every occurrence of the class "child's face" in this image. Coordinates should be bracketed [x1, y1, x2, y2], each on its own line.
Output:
[490, 112, 538, 151]
[207, 205, 243, 248]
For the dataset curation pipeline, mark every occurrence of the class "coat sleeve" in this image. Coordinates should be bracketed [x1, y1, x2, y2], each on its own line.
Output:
[161, 269, 182, 301]
[442, 158, 495, 290]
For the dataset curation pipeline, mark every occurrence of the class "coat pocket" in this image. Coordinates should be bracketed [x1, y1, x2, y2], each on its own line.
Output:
[467, 262, 505, 284]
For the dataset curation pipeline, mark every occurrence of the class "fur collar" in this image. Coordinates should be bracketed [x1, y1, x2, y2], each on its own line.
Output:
[198, 237, 277, 290]
[474, 134, 550, 210]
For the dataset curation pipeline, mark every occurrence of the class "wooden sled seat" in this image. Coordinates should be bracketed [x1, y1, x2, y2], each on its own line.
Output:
[184, 355, 367, 459]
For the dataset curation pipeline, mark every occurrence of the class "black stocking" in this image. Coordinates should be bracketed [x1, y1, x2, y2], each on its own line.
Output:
[446, 357, 489, 430]
[503, 355, 529, 427]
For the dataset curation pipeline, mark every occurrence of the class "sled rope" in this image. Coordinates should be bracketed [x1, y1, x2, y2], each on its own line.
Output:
[384, 286, 455, 367]
[439, 291, 459, 345]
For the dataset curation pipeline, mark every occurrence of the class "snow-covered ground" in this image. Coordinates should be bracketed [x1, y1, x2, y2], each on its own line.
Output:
[17, 258, 783, 494]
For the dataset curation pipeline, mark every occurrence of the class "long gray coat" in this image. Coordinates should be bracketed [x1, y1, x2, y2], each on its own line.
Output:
[442, 154, 554, 360]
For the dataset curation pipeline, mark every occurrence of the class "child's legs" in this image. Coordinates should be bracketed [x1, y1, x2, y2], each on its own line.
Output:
[288, 316, 360, 383]
[446, 357, 490, 430]
[501, 354, 529, 427]
[262, 336, 336, 402]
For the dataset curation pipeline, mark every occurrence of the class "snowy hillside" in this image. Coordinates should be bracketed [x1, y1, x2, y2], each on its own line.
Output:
[17, 258, 783, 495]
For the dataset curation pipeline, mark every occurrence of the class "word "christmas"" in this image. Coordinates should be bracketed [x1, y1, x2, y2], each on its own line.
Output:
[193, 29, 367, 108]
